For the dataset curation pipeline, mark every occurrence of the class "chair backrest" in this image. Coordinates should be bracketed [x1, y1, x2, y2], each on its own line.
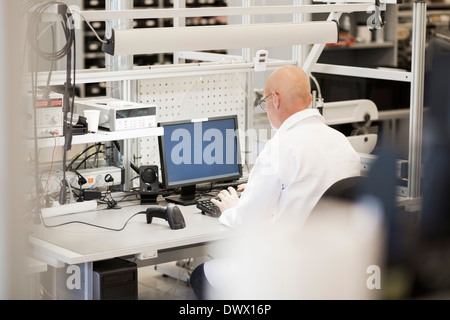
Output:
[308, 175, 367, 228]
[321, 175, 366, 202]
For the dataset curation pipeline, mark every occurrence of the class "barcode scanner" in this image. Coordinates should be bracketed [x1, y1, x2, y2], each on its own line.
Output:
[145, 203, 186, 230]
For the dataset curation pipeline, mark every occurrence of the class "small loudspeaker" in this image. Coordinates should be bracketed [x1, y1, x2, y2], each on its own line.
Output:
[139, 165, 159, 204]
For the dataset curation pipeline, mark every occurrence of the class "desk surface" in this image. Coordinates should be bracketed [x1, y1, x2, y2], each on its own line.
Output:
[28, 200, 234, 265]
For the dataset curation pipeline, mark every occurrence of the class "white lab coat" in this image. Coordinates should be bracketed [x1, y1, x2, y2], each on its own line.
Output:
[204, 109, 362, 296]
[219, 108, 361, 229]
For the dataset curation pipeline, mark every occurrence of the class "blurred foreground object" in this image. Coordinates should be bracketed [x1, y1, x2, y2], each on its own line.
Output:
[208, 198, 385, 299]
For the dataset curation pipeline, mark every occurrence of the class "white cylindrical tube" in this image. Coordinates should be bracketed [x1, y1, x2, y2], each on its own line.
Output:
[107, 21, 338, 56]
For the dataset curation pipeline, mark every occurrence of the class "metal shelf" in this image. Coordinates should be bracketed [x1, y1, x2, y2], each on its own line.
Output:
[27, 127, 163, 149]
[324, 41, 396, 50]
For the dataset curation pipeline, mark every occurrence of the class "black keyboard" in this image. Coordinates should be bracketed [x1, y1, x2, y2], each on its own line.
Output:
[196, 199, 222, 218]
[213, 179, 247, 190]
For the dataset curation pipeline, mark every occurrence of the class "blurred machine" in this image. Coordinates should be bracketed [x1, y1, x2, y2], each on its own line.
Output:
[322, 99, 379, 154]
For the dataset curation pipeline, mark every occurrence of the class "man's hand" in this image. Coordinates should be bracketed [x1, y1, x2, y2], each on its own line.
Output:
[237, 183, 247, 192]
[211, 187, 240, 212]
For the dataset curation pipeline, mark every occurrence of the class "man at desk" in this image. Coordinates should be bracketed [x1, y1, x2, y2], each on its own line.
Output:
[213, 65, 361, 229]
[190, 65, 361, 299]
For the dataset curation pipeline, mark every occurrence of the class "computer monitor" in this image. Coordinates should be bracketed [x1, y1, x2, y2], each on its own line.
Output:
[158, 115, 242, 206]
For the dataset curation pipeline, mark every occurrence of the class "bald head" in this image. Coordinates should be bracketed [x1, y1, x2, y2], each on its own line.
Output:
[263, 66, 312, 128]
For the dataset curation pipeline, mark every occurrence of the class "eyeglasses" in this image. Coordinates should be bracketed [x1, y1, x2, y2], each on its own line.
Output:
[258, 92, 276, 111]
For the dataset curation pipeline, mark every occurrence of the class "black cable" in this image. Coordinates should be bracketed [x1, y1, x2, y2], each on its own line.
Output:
[130, 161, 140, 175]
[94, 142, 101, 168]
[97, 190, 119, 209]
[25, 1, 76, 212]
[40, 211, 147, 232]
[27, 2, 74, 61]
[118, 192, 140, 203]
[74, 150, 105, 170]
[113, 140, 121, 153]
[70, 169, 87, 186]
[70, 22, 76, 126]
[97, 190, 141, 210]
[60, 29, 72, 204]
[66, 142, 103, 171]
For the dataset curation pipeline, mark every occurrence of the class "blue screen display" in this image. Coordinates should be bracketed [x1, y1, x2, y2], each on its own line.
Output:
[160, 116, 241, 187]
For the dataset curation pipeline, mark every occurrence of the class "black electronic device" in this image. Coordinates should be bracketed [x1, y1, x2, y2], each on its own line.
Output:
[139, 165, 159, 204]
[93, 258, 138, 300]
[158, 115, 242, 206]
[69, 115, 88, 135]
[196, 199, 222, 218]
[145, 203, 186, 230]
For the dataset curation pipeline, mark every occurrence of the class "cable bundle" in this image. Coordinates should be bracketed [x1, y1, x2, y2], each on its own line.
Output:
[24, 1, 77, 215]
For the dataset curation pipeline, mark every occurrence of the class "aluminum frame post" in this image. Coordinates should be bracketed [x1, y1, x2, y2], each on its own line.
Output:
[407, 1, 427, 209]
[106, 0, 136, 192]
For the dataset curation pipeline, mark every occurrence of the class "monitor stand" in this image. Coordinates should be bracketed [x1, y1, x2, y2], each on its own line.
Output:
[164, 185, 197, 206]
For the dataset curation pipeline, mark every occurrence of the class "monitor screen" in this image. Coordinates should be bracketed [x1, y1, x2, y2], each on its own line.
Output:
[158, 115, 242, 206]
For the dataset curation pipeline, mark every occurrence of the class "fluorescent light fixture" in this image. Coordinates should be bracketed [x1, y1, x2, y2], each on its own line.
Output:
[102, 21, 338, 56]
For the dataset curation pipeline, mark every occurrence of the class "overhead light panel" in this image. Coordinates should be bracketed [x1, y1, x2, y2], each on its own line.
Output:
[102, 21, 338, 56]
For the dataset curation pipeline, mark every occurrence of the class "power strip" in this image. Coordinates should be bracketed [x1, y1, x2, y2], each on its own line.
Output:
[41, 200, 98, 218]
[68, 166, 124, 189]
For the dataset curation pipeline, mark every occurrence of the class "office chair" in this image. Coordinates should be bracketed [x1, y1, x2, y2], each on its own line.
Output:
[308, 175, 366, 221]
[320, 175, 366, 202]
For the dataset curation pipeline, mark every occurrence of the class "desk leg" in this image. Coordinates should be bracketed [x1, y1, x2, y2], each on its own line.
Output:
[81, 262, 94, 300]
[27, 272, 43, 299]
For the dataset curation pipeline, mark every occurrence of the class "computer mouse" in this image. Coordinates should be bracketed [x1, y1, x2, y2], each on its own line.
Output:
[145, 203, 186, 230]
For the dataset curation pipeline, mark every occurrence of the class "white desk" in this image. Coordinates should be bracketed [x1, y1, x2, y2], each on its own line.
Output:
[27, 200, 234, 299]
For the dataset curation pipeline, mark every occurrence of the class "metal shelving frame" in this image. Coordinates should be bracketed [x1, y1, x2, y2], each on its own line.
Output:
[25, 0, 426, 211]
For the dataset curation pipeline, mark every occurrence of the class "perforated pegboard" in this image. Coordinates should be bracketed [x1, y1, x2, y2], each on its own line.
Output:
[136, 72, 248, 169]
